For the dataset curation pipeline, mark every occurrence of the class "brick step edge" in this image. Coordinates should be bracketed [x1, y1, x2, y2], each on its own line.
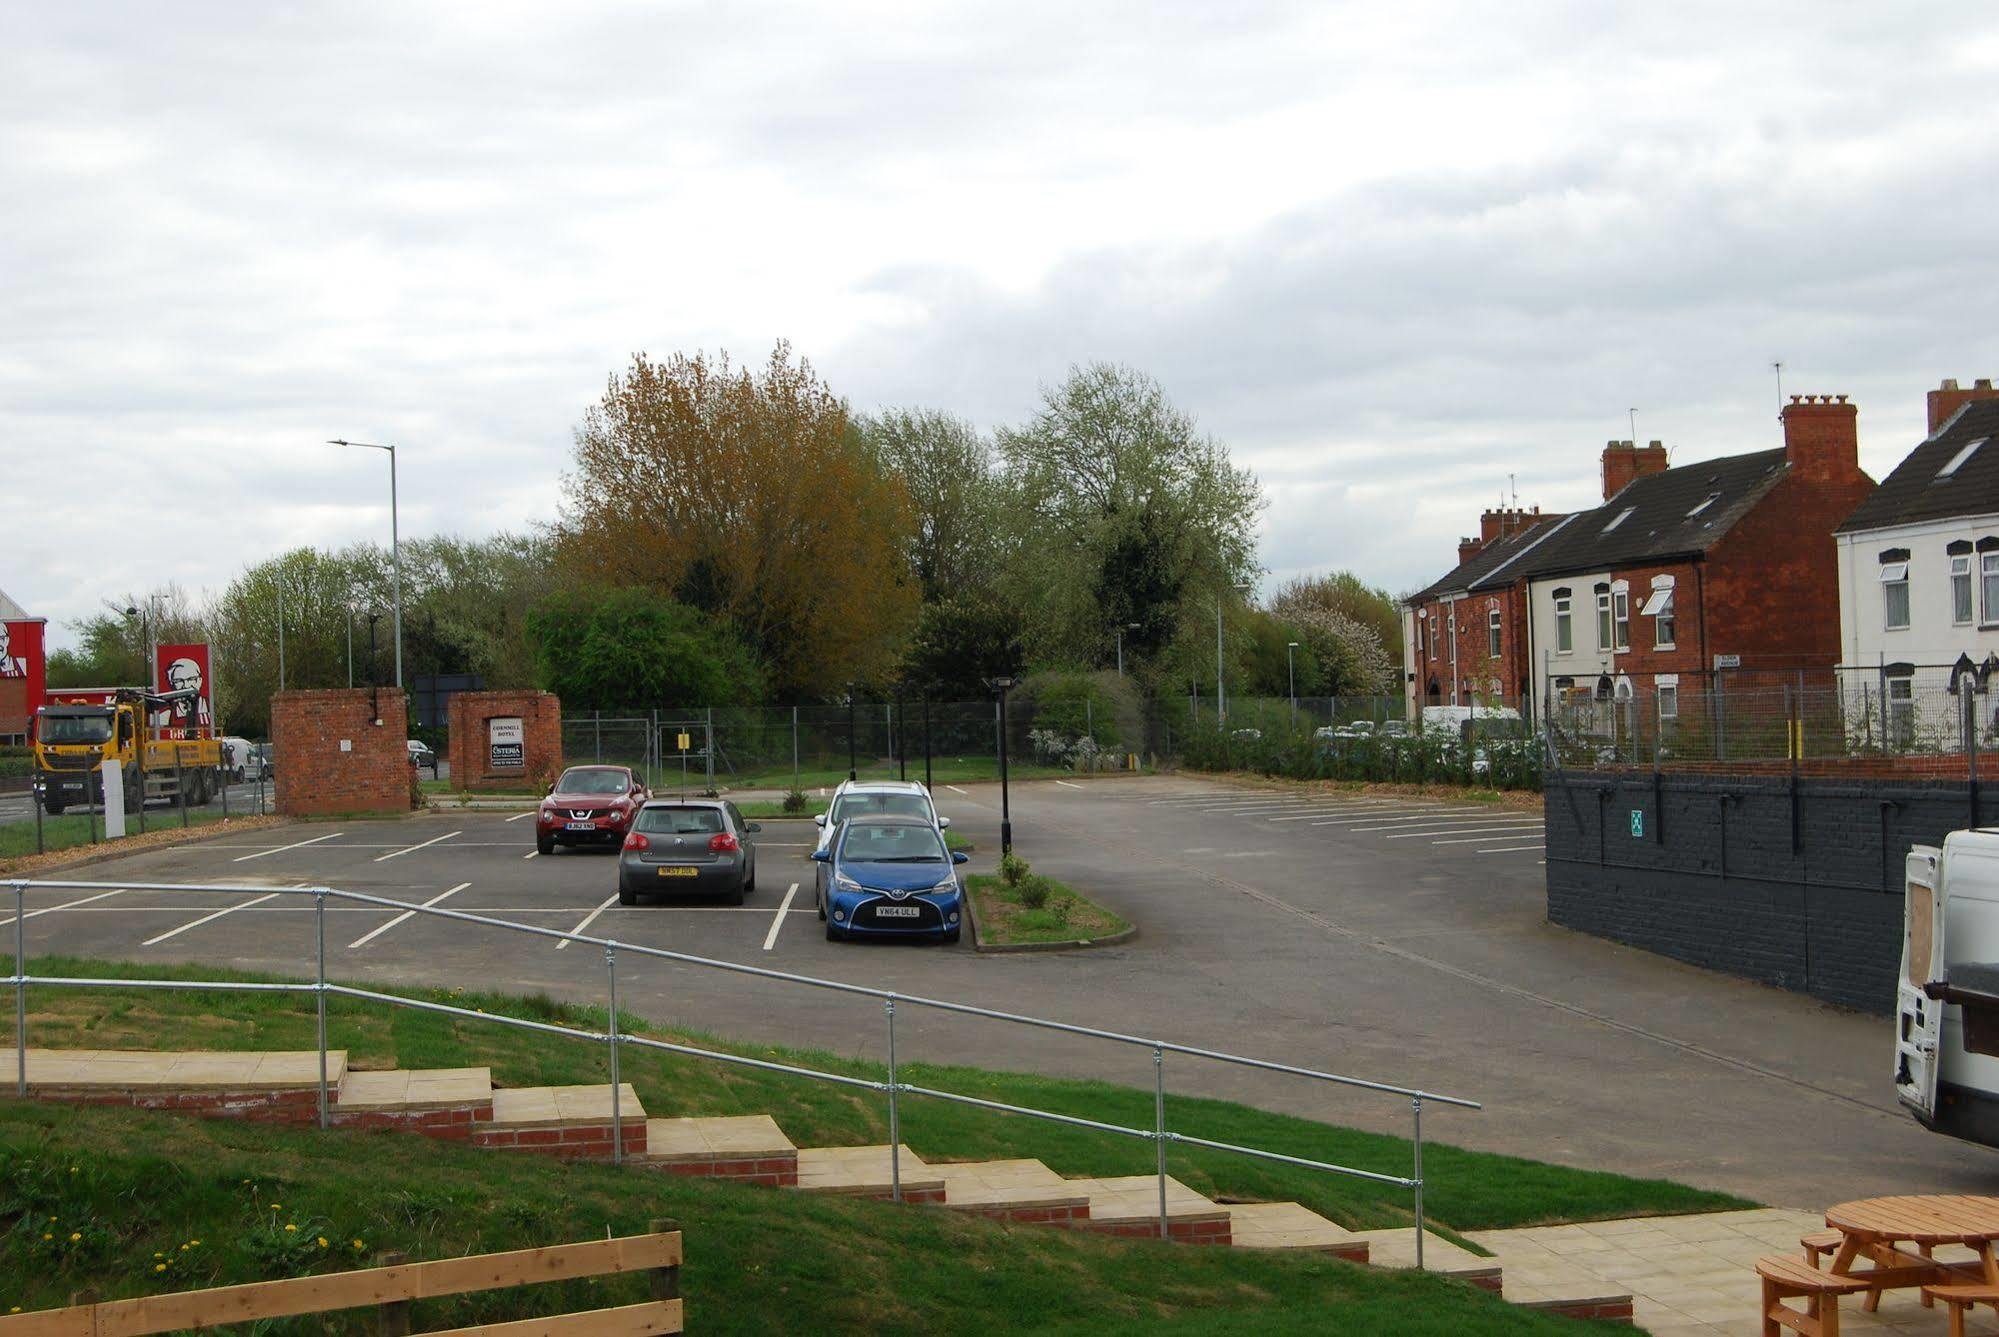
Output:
[641, 1157, 799, 1188]
[1517, 1295, 1635, 1324]
[471, 1121, 649, 1160]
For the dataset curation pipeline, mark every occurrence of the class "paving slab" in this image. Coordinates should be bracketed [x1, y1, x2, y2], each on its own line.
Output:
[1227, 1201, 1366, 1254]
[489, 1083, 645, 1127]
[1350, 1227, 1503, 1285]
[793, 1144, 944, 1198]
[1063, 1175, 1229, 1228]
[928, 1159, 1091, 1211]
[3, 1047, 348, 1090]
[336, 1067, 491, 1111]
[639, 1115, 795, 1162]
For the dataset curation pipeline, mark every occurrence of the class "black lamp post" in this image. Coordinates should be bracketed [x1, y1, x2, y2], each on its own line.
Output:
[895, 682, 906, 782]
[845, 685, 858, 782]
[990, 676, 1017, 856]
[922, 695, 933, 791]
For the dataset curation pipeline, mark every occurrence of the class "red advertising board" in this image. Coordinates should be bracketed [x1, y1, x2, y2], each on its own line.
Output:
[0, 619, 45, 742]
[153, 643, 214, 739]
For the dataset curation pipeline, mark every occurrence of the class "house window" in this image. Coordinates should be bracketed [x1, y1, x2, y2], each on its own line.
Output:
[1887, 673, 1915, 749]
[1881, 561, 1910, 630]
[1641, 578, 1676, 649]
[1953, 554, 1974, 625]
[1984, 552, 1999, 626]
[1487, 606, 1502, 658]
[1595, 584, 1613, 650]
[1612, 587, 1631, 650]
[1416, 617, 1426, 658]
[1553, 588, 1573, 653]
[1428, 616, 1438, 661]
[1656, 680, 1679, 720]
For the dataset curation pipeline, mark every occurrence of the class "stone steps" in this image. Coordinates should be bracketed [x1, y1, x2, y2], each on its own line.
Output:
[1227, 1201, 1370, 1262]
[637, 1115, 798, 1186]
[927, 1158, 1091, 1224]
[789, 1144, 946, 1203]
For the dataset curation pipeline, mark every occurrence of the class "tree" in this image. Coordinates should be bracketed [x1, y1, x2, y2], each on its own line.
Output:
[898, 591, 1026, 699]
[855, 408, 997, 600]
[525, 589, 764, 711]
[1273, 572, 1403, 674]
[994, 363, 1263, 667]
[558, 343, 919, 697]
[1268, 575, 1398, 697]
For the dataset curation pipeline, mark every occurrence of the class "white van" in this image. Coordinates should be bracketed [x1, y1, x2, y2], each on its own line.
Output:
[1895, 833, 1999, 1147]
[219, 736, 254, 783]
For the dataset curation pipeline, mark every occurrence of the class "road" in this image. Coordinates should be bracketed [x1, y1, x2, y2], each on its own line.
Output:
[7, 774, 1995, 1208]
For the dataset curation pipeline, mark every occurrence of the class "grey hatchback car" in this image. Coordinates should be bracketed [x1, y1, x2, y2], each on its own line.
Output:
[617, 800, 761, 905]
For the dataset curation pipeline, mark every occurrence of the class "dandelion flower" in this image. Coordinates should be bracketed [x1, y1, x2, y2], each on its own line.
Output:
[68, 1233, 79, 1243]
[41, 1234, 50, 1242]
[317, 1236, 328, 1248]
[284, 1224, 297, 1233]
[154, 1263, 165, 1273]
[154, 1252, 164, 1259]
[269, 1203, 281, 1211]
[352, 1239, 366, 1250]
[68, 1166, 77, 1174]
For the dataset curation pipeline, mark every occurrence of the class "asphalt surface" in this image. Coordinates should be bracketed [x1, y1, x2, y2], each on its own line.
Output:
[9, 774, 1998, 1209]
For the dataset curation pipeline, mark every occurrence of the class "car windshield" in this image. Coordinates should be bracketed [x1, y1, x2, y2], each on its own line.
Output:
[840, 823, 946, 863]
[635, 806, 725, 835]
[39, 712, 113, 744]
[830, 792, 932, 825]
[556, 768, 628, 794]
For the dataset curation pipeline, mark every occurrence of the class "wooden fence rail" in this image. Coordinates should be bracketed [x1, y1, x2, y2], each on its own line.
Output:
[0, 1222, 682, 1336]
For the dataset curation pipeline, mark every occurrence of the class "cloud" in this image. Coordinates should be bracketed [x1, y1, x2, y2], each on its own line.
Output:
[6, 1, 1999, 647]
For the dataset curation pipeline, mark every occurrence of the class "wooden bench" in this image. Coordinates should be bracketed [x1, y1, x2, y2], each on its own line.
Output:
[1800, 1229, 1843, 1265]
[1756, 1254, 1872, 1337]
[0, 1221, 682, 1336]
[1923, 1282, 1999, 1337]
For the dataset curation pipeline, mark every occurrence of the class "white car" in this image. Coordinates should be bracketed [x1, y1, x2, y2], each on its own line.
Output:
[811, 779, 951, 912]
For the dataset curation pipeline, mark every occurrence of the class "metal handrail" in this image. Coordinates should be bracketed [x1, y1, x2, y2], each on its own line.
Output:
[7, 876, 1478, 1266]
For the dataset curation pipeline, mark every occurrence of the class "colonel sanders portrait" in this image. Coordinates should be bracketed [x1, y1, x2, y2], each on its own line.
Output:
[0, 623, 27, 678]
[159, 656, 212, 733]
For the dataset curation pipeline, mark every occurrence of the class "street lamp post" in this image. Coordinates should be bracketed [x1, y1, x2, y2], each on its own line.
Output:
[328, 440, 403, 690]
[275, 580, 286, 692]
[846, 685, 858, 782]
[990, 677, 1017, 856]
[345, 602, 358, 689]
[1115, 623, 1140, 677]
[1287, 642, 1300, 724]
[1216, 582, 1254, 723]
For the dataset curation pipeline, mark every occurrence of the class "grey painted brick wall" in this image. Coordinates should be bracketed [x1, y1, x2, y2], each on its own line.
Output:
[1546, 771, 1983, 1014]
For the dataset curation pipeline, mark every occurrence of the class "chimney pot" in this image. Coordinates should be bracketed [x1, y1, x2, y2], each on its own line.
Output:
[1980, 379, 1994, 390]
[1790, 395, 1803, 403]
[1943, 379, 1962, 391]
[1927, 377, 1999, 433]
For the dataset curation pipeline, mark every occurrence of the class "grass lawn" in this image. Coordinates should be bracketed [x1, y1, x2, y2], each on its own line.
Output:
[0, 807, 237, 860]
[966, 873, 1128, 946]
[6, 958, 1745, 1242]
[946, 828, 974, 854]
[0, 1103, 1623, 1335]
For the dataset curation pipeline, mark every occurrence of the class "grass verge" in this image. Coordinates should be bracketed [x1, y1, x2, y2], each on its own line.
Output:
[0, 1102, 1623, 1335]
[0, 807, 250, 863]
[966, 873, 1128, 946]
[2, 958, 1742, 1242]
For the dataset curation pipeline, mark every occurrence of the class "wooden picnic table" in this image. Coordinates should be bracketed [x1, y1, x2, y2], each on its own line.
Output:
[1824, 1196, 1999, 1302]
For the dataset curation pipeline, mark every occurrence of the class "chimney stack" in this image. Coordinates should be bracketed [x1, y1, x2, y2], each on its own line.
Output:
[1458, 536, 1484, 565]
[1781, 394, 1859, 481]
[1928, 378, 1999, 435]
[1601, 439, 1669, 500]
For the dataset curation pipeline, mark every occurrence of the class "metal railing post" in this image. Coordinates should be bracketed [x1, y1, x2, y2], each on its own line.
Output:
[1154, 1047, 1168, 1239]
[1412, 1096, 1425, 1270]
[13, 880, 26, 1096]
[314, 887, 328, 1129]
[886, 996, 901, 1203]
[607, 944, 623, 1165]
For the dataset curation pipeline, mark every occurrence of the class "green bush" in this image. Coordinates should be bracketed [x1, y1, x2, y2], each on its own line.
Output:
[781, 788, 809, 815]
[1179, 720, 1544, 793]
[997, 851, 1031, 888]
[1017, 876, 1052, 911]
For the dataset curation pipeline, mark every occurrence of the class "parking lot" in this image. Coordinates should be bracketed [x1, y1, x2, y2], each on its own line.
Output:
[11, 774, 1998, 1208]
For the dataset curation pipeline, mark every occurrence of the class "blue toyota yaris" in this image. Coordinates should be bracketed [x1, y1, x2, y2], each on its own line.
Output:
[812, 813, 970, 943]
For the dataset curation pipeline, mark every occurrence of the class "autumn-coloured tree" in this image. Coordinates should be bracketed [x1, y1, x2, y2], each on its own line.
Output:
[557, 343, 919, 698]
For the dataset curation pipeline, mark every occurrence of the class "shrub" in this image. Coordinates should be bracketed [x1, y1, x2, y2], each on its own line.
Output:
[1017, 876, 1052, 910]
[781, 788, 809, 815]
[998, 851, 1031, 888]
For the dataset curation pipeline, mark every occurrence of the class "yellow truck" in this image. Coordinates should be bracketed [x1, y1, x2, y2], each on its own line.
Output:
[33, 688, 224, 816]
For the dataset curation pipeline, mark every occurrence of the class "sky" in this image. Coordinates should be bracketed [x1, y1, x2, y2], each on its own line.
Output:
[8, 1, 1999, 650]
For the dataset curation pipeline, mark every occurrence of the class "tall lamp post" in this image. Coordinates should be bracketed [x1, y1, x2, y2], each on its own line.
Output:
[845, 684, 858, 782]
[327, 440, 403, 690]
[345, 600, 359, 688]
[990, 676, 1017, 856]
[1215, 582, 1254, 722]
[1115, 623, 1140, 677]
[1287, 641, 1301, 725]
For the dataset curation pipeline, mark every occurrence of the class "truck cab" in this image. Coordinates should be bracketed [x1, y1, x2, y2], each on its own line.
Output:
[1896, 832, 1999, 1147]
[33, 689, 221, 816]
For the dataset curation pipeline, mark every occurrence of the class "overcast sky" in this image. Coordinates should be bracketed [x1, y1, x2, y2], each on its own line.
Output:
[9, 1, 1999, 649]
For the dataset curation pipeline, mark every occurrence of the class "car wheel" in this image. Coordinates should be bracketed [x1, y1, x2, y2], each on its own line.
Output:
[536, 832, 554, 856]
[825, 920, 842, 942]
[745, 855, 757, 894]
[816, 889, 827, 921]
[618, 883, 637, 906]
[728, 877, 745, 908]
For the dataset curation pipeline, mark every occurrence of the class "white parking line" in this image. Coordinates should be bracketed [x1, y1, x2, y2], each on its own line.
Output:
[1386, 824, 1546, 840]
[1266, 811, 1364, 821]
[764, 883, 799, 951]
[232, 832, 343, 862]
[945, 785, 968, 795]
[523, 849, 537, 859]
[555, 895, 618, 949]
[374, 831, 463, 863]
[1053, 779, 1084, 789]
[142, 893, 281, 946]
[347, 882, 470, 950]
[1428, 829, 1548, 844]
[1316, 813, 1460, 828]
[0, 889, 124, 927]
[506, 812, 535, 823]
[1480, 844, 1547, 853]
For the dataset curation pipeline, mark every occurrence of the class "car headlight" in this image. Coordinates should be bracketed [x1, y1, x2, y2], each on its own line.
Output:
[930, 879, 958, 895]
[834, 874, 861, 894]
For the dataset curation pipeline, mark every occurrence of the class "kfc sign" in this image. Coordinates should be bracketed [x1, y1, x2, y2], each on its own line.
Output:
[0, 620, 45, 741]
[153, 643, 214, 739]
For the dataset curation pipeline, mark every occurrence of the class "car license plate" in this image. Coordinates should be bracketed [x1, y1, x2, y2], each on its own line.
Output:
[875, 905, 920, 918]
[564, 821, 595, 831]
[657, 867, 698, 878]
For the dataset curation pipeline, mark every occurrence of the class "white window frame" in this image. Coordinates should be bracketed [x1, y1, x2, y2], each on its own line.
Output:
[1952, 553, 1974, 626]
[1611, 581, 1631, 651]
[1428, 615, 1438, 661]
[1983, 551, 1999, 628]
[1887, 673, 1916, 749]
[1882, 561, 1911, 631]
[1642, 576, 1677, 650]
[1487, 604, 1502, 659]
[1553, 590, 1573, 654]
[1596, 586, 1613, 650]
[1655, 673, 1679, 721]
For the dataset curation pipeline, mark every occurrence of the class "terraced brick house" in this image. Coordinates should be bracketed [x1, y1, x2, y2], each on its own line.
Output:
[1400, 507, 1567, 718]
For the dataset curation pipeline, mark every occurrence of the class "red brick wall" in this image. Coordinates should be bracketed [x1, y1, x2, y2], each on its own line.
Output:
[1929, 378, 1999, 434]
[446, 691, 563, 789]
[1704, 462, 1875, 668]
[1410, 590, 1533, 707]
[270, 689, 410, 817]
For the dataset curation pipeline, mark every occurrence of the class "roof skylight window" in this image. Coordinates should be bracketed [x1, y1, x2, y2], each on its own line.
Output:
[1602, 507, 1636, 533]
[1686, 493, 1719, 517]
[1937, 437, 1988, 480]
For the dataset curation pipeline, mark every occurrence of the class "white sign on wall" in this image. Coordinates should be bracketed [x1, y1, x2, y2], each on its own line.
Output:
[488, 716, 525, 769]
